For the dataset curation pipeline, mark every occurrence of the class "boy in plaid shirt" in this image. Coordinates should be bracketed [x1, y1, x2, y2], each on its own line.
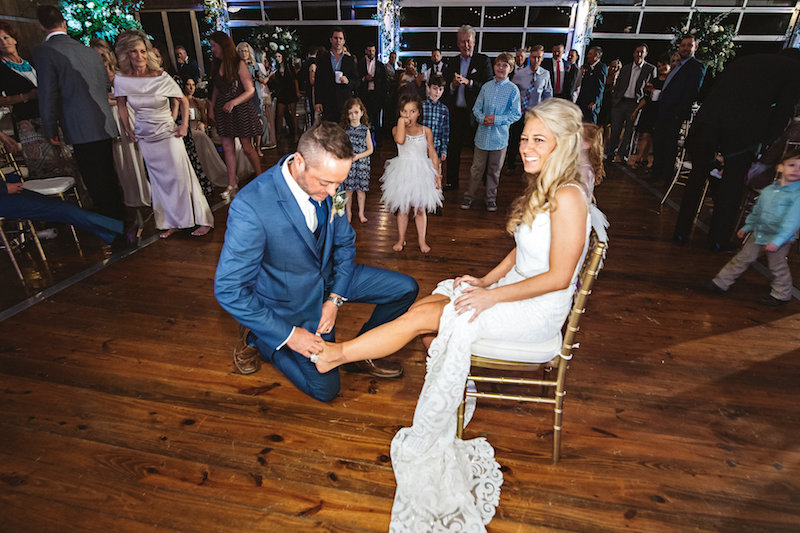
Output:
[422, 74, 450, 174]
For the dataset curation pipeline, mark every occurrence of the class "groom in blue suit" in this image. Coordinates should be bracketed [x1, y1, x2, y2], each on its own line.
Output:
[215, 122, 418, 402]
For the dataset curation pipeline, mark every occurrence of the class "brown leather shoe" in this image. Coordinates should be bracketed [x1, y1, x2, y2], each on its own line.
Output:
[233, 325, 261, 375]
[342, 359, 404, 378]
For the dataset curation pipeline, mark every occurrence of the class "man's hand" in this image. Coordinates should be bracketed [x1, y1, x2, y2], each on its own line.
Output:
[315, 103, 323, 113]
[363, 73, 373, 82]
[737, 230, 746, 239]
[338, 74, 349, 85]
[440, 153, 447, 162]
[483, 115, 495, 126]
[6, 182, 23, 194]
[287, 327, 324, 357]
[316, 300, 339, 335]
[49, 137, 62, 146]
[766, 242, 779, 252]
[588, 102, 596, 110]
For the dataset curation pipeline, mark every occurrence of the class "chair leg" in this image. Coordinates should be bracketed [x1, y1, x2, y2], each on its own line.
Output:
[27, 220, 46, 262]
[0, 223, 24, 281]
[694, 179, 710, 220]
[456, 387, 466, 439]
[59, 192, 83, 254]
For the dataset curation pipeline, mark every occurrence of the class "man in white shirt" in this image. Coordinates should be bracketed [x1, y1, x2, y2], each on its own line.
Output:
[506, 45, 552, 173]
[607, 43, 655, 160]
[357, 43, 386, 132]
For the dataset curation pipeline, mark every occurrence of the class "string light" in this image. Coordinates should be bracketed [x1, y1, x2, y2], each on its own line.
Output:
[469, 6, 519, 21]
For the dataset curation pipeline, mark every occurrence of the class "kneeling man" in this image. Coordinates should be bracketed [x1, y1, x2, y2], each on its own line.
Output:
[215, 122, 418, 402]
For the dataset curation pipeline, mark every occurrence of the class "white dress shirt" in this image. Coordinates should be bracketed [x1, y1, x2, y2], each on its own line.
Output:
[624, 61, 643, 99]
[281, 155, 320, 233]
[366, 57, 376, 91]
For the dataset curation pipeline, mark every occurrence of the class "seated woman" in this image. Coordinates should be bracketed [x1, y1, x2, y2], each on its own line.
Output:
[314, 98, 605, 531]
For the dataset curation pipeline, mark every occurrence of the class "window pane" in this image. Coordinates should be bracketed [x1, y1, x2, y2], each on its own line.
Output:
[263, 2, 299, 20]
[401, 32, 438, 51]
[527, 7, 572, 27]
[167, 12, 197, 67]
[646, 0, 692, 5]
[403, 7, 439, 27]
[525, 32, 570, 51]
[302, 1, 338, 20]
[695, 0, 742, 6]
[597, 0, 640, 5]
[340, 0, 377, 21]
[640, 12, 689, 34]
[229, 7, 263, 21]
[595, 12, 640, 33]
[481, 32, 523, 52]
[737, 13, 793, 35]
[441, 7, 481, 28]
[483, 6, 524, 28]
[139, 12, 166, 46]
[747, 0, 796, 5]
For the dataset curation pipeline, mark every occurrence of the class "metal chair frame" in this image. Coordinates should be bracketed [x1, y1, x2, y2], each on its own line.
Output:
[456, 231, 607, 463]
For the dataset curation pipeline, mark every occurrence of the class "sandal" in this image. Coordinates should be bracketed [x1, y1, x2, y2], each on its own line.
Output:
[191, 225, 212, 237]
[220, 185, 238, 201]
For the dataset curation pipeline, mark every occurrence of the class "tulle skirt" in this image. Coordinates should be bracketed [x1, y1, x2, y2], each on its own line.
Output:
[380, 156, 443, 214]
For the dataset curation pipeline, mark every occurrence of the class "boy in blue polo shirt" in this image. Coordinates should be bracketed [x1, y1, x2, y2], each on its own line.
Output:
[705, 147, 800, 306]
[461, 52, 521, 212]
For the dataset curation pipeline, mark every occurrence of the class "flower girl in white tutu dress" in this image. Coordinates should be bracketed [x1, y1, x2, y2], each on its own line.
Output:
[381, 94, 443, 253]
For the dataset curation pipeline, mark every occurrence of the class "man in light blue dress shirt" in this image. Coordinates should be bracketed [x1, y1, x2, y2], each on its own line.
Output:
[506, 45, 552, 173]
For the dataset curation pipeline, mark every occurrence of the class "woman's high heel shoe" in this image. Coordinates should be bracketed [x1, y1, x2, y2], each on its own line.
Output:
[220, 185, 238, 201]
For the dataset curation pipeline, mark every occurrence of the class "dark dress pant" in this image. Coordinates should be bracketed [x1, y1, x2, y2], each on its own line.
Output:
[255, 264, 419, 402]
[446, 107, 476, 188]
[72, 138, 125, 221]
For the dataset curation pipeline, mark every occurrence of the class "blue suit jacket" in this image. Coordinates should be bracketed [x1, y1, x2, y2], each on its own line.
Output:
[214, 157, 356, 352]
[658, 56, 705, 122]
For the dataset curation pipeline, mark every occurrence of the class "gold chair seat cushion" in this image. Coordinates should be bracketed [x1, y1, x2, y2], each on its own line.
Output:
[22, 176, 75, 196]
[470, 333, 562, 363]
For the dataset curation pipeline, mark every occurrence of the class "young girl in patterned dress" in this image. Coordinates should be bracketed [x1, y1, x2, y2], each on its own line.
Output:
[340, 98, 373, 223]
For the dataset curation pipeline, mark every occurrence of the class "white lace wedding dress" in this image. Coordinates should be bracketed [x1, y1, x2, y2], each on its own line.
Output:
[390, 184, 602, 531]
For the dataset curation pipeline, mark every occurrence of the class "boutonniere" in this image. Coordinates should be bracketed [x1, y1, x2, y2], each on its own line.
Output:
[330, 187, 348, 223]
[470, 68, 477, 75]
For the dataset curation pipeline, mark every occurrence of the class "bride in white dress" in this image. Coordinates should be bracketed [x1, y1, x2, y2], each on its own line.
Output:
[314, 98, 606, 531]
[113, 30, 213, 239]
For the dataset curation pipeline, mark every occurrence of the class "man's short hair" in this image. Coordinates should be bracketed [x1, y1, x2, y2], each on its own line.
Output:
[570, 49, 580, 61]
[635, 42, 649, 52]
[680, 34, 699, 44]
[330, 27, 344, 38]
[530, 44, 544, 53]
[365, 42, 376, 49]
[458, 25, 476, 40]
[427, 73, 446, 88]
[432, 48, 441, 54]
[175, 45, 187, 53]
[37, 5, 65, 30]
[589, 46, 603, 58]
[297, 121, 353, 167]
[516, 47, 529, 54]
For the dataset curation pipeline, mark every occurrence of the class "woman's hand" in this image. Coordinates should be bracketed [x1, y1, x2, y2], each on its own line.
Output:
[125, 129, 137, 142]
[454, 275, 485, 290]
[173, 122, 188, 138]
[222, 101, 235, 113]
[454, 285, 497, 322]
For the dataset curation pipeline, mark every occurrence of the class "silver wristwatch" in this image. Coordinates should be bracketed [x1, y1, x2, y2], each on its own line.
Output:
[327, 295, 344, 308]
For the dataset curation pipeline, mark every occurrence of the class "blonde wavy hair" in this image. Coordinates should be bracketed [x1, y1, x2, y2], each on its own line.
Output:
[506, 98, 583, 234]
[115, 30, 162, 76]
[236, 42, 256, 66]
[89, 38, 118, 78]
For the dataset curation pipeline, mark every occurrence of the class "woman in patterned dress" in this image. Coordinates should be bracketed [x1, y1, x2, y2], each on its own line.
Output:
[208, 31, 262, 200]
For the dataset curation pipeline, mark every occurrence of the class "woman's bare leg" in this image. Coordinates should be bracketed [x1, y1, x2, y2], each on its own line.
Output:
[345, 190, 354, 222]
[316, 294, 448, 373]
[220, 137, 237, 188]
[393, 211, 409, 251]
[239, 135, 262, 176]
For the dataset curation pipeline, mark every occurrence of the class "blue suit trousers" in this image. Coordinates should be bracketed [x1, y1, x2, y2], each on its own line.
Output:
[254, 263, 418, 402]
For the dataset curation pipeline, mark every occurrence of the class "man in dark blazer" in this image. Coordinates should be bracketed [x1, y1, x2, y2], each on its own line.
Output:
[314, 27, 360, 123]
[357, 43, 386, 132]
[674, 50, 800, 250]
[542, 44, 579, 100]
[575, 46, 608, 124]
[33, 5, 124, 221]
[607, 43, 655, 160]
[215, 122, 418, 402]
[175, 45, 200, 84]
[442, 25, 493, 190]
[651, 35, 705, 184]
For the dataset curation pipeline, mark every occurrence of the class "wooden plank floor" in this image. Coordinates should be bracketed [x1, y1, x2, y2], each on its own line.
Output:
[1, 141, 799, 532]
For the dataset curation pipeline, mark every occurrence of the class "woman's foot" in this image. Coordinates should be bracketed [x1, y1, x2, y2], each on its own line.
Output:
[159, 228, 178, 239]
[392, 240, 406, 252]
[220, 185, 238, 201]
[315, 342, 346, 374]
[419, 241, 431, 253]
[191, 225, 212, 237]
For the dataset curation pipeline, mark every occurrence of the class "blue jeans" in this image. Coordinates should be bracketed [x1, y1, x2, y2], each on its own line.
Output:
[253, 263, 418, 402]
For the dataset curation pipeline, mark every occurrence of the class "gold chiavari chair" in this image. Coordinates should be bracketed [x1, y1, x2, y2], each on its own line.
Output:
[456, 230, 607, 463]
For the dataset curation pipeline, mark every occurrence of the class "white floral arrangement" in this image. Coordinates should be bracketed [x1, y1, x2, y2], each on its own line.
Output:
[669, 12, 738, 76]
[331, 188, 348, 222]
